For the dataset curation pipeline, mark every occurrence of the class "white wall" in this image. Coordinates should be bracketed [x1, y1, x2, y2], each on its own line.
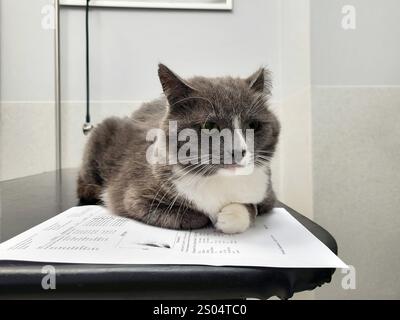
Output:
[311, 0, 400, 86]
[0, 0, 55, 101]
[0, 0, 56, 181]
[60, 0, 281, 101]
[276, 0, 313, 218]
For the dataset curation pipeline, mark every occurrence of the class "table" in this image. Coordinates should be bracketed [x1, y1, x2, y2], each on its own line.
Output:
[0, 169, 337, 299]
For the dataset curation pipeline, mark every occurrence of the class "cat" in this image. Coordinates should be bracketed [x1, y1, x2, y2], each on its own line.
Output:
[77, 64, 280, 234]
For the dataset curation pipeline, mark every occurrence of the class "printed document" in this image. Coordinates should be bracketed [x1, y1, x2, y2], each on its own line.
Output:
[0, 206, 347, 268]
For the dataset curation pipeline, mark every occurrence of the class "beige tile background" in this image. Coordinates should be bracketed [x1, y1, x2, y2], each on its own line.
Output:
[312, 86, 400, 299]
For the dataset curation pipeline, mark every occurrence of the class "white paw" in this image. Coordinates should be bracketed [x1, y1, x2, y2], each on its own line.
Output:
[214, 203, 251, 234]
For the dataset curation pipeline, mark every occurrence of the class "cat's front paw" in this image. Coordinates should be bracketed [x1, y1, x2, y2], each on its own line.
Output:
[215, 203, 251, 234]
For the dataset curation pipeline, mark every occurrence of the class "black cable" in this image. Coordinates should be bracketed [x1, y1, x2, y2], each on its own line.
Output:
[83, 0, 93, 135]
[85, 0, 90, 124]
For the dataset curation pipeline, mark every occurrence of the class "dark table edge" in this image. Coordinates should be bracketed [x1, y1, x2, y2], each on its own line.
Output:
[0, 202, 339, 299]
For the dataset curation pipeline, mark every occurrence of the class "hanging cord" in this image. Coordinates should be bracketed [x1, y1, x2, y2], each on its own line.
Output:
[83, 0, 93, 135]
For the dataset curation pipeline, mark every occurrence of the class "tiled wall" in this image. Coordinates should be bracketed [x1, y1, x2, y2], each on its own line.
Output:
[311, 0, 400, 299]
[0, 101, 139, 180]
[0, 102, 56, 181]
[312, 86, 400, 299]
[277, 0, 313, 218]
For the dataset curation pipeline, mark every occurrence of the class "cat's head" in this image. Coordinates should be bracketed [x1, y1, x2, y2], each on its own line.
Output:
[157, 63, 280, 176]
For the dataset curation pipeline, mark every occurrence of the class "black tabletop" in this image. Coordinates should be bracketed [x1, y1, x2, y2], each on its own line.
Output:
[0, 169, 337, 299]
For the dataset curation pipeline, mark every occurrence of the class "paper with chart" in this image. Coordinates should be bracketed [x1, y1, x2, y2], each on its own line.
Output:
[0, 206, 347, 268]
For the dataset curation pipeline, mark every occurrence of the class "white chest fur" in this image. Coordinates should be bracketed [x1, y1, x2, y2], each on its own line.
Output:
[173, 167, 269, 220]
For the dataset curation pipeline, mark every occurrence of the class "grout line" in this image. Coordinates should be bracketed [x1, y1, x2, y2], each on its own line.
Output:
[4, 85, 399, 105]
[0, 100, 144, 104]
[312, 85, 400, 88]
[1, 99, 285, 104]
[0, 101, 56, 104]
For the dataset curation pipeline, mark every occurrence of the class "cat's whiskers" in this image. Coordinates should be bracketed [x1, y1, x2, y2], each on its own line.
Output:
[256, 155, 272, 163]
[173, 195, 188, 228]
[147, 160, 211, 224]
[160, 166, 207, 228]
[148, 164, 198, 216]
[147, 169, 190, 222]
[149, 147, 266, 224]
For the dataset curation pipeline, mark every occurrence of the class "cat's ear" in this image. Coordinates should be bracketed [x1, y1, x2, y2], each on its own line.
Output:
[246, 67, 272, 95]
[158, 63, 194, 107]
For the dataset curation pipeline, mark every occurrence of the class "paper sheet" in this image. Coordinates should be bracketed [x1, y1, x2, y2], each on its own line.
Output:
[0, 206, 347, 268]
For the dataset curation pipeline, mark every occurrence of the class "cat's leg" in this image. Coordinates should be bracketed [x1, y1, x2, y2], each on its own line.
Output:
[77, 131, 106, 205]
[256, 189, 277, 216]
[77, 117, 126, 205]
[120, 191, 210, 230]
[147, 203, 211, 230]
[214, 204, 257, 234]
[77, 173, 103, 205]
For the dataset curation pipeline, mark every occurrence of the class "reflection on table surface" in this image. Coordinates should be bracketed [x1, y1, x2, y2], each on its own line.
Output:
[0, 169, 79, 242]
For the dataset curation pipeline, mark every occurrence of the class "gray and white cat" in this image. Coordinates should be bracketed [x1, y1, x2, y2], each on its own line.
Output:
[77, 64, 280, 234]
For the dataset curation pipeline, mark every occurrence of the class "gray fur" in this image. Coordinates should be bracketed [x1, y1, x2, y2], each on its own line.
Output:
[77, 64, 280, 230]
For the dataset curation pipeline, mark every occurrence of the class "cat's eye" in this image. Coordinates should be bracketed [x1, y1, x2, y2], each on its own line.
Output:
[248, 121, 261, 131]
[202, 121, 219, 131]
